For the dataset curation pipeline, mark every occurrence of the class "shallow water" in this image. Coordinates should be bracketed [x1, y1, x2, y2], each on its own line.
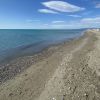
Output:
[0, 29, 84, 63]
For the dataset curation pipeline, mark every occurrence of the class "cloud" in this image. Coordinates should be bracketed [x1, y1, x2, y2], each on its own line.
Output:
[82, 11, 92, 16]
[51, 22, 82, 29]
[51, 17, 100, 29]
[38, 9, 58, 14]
[68, 15, 81, 17]
[26, 20, 40, 23]
[95, 3, 100, 8]
[42, 1, 85, 13]
[52, 21, 65, 24]
[81, 17, 100, 24]
[51, 24, 72, 28]
[43, 24, 49, 26]
[50, 20, 82, 29]
[92, 0, 100, 8]
[39, 17, 100, 29]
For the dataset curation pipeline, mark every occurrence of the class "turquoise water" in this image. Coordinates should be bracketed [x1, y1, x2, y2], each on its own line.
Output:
[0, 29, 84, 62]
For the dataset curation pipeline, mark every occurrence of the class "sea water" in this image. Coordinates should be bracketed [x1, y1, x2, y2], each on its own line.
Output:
[0, 29, 85, 63]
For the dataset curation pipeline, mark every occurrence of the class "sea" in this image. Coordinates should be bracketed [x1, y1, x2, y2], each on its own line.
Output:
[0, 29, 85, 63]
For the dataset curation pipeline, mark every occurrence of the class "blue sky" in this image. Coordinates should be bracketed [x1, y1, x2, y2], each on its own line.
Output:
[0, 0, 100, 29]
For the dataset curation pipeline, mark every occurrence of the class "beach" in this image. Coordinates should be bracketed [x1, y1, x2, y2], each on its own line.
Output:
[0, 30, 100, 100]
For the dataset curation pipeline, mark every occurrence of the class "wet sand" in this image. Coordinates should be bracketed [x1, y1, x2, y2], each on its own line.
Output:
[0, 30, 100, 100]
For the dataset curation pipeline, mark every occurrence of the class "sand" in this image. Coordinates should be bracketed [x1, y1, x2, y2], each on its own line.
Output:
[0, 30, 100, 100]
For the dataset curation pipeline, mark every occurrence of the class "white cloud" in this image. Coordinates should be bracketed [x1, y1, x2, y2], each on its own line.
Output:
[68, 15, 81, 17]
[42, 1, 85, 13]
[52, 21, 65, 24]
[81, 17, 100, 24]
[50, 20, 82, 29]
[51, 17, 100, 29]
[26, 20, 40, 23]
[51, 24, 72, 28]
[38, 9, 58, 14]
[95, 3, 100, 8]
[43, 24, 49, 26]
[82, 11, 92, 16]
[51, 22, 83, 29]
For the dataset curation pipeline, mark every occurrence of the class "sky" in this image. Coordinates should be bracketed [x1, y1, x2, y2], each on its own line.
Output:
[0, 0, 100, 29]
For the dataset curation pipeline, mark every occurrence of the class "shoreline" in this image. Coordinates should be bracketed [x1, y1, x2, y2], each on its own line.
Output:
[0, 32, 84, 64]
[0, 29, 85, 64]
[0, 30, 100, 100]
[0, 31, 85, 84]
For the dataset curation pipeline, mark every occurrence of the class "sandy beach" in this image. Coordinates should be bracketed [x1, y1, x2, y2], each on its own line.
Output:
[0, 30, 100, 100]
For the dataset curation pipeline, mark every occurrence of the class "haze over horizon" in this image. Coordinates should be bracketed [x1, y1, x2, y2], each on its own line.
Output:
[0, 0, 100, 29]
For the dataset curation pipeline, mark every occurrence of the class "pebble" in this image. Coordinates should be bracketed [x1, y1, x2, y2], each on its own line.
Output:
[9, 93, 13, 96]
[68, 87, 71, 90]
[84, 93, 88, 98]
[52, 97, 56, 100]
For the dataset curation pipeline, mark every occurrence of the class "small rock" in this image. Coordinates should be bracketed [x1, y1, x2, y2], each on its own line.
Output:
[9, 93, 13, 96]
[19, 91, 22, 95]
[85, 64, 88, 67]
[18, 69, 21, 72]
[24, 74, 27, 76]
[68, 87, 71, 90]
[84, 92, 89, 99]
[52, 97, 56, 100]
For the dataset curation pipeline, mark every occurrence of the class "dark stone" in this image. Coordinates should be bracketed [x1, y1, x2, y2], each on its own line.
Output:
[9, 93, 13, 96]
